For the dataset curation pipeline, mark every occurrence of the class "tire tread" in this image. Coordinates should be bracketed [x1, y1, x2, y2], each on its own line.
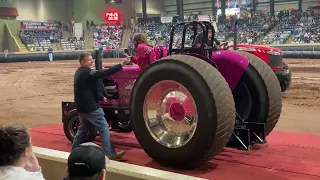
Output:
[232, 51, 282, 136]
[161, 54, 236, 161]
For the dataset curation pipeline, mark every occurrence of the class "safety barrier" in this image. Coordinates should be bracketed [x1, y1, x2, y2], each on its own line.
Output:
[33, 146, 205, 180]
[0, 50, 126, 63]
[271, 43, 320, 51]
[1, 48, 320, 63]
[282, 51, 320, 59]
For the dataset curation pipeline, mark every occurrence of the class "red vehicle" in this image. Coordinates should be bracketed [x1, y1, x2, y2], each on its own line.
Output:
[228, 43, 292, 92]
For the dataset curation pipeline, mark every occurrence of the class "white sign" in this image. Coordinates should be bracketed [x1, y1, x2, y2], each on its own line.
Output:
[161, 16, 173, 23]
[217, 8, 240, 15]
[197, 15, 211, 22]
[73, 23, 83, 40]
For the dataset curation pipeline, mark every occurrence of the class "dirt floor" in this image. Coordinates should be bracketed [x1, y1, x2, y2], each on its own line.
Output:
[0, 58, 319, 135]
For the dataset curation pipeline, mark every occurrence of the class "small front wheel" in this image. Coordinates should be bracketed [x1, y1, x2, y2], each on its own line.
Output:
[63, 110, 97, 142]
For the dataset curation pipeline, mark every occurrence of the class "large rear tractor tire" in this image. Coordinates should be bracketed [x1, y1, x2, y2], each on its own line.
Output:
[130, 54, 235, 169]
[232, 50, 282, 136]
[63, 110, 97, 143]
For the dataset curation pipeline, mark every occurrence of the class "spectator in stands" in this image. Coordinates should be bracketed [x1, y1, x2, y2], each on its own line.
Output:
[48, 46, 53, 61]
[86, 20, 90, 31]
[111, 43, 117, 58]
[0, 124, 45, 180]
[64, 142, 107, 180]
[115, 44, 121, 58]
[72, 52, 130, 160]
[128, 38, 133, 56]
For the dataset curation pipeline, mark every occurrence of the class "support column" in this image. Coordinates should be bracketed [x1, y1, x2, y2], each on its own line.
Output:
[142, 0, 147, 18]
[176, 0, 184, 19]
[298, 0, 302, 12]
[251, 0, 255, 15]
[270, 0, 274, 16]
[212, 0, 217, 19]
[221, 0, 226, 20]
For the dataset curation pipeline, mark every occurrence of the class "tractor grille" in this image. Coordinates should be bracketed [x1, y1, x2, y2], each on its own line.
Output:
[268, 54, 283, 68]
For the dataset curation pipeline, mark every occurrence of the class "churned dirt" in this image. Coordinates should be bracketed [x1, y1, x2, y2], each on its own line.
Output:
[0, 58, 319, 135]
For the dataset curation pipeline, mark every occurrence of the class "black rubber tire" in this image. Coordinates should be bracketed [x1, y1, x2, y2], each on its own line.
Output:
[232, 50, 282, 136]
[130, 54, 235, 169]
[63, 110, 97, 143]
[280, 62, 292, 92]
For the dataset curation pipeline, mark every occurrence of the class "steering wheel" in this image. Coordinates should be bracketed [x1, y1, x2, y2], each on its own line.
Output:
[218, 42, 229, 50]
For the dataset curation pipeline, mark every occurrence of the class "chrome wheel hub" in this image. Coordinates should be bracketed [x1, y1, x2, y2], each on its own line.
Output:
[143, 80, 198, 148]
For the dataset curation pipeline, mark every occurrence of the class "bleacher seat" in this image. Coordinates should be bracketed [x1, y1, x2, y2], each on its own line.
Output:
[19, 30, 61, 51]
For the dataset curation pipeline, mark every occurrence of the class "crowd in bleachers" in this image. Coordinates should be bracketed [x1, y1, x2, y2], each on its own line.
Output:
[260, 8, 320, 45]
[92, 22, 123, 51]
[132, 21, 173, 46]
[19, 30, 61, 51]
[18, 6, 320, 52]
[291, 10, 320, 43]
[61, 38, 85, 51]
[129, 12, 278, 47]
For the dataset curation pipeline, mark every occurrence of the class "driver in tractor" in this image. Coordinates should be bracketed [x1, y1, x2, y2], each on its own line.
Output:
[193, 28, 221, 48]
[123, 33, 156, 71]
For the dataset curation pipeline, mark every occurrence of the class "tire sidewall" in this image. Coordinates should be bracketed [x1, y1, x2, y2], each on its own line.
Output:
[233, 64, 269, 123]
[130, 60, 218, 165]
[63, 110, 79, 142]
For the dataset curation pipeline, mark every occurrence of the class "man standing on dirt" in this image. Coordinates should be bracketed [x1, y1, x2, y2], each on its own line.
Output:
[48, 47, 53, 61]
[72, 52, 130, 160]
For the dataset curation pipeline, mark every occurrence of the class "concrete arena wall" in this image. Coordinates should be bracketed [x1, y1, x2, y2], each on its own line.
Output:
[0, 0, 166, 23]
[0, 0, 73, 22]
[73, 0, 166, 24]
[0, 20, 5, 52]
[271, 44, 320, 59]
[33, 146, 205, 180]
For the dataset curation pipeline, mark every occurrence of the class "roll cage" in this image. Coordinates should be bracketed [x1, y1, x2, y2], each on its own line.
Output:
[168, 21, 215, 59]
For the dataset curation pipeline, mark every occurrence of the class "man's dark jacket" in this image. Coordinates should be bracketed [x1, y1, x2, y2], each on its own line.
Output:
[74, 64, 122, 113]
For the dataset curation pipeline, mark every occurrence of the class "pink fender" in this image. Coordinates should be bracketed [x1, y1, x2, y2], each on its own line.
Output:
[211, 50, 249, 90]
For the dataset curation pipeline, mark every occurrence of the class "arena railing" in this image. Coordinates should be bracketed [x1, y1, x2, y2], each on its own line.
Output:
[33, 146, 206, 180]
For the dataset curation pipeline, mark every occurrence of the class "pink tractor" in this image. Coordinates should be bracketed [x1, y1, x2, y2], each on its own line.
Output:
[62, 21, 282, 169]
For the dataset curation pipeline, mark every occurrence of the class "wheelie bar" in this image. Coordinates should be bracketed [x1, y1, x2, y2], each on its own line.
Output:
[226, 113, 266, 150]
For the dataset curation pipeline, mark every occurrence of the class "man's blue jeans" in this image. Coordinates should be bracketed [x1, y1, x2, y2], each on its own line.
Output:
[71, 108, 116, 157]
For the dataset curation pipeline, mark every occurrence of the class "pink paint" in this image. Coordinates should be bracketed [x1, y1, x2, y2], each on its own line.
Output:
[169, 103, 185, 121]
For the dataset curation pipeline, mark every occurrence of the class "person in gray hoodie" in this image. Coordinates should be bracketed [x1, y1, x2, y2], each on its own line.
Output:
[0, 124, 45, 180]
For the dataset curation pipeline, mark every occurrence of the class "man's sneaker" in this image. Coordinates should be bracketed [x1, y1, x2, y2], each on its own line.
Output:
[109, 150, 126, 161]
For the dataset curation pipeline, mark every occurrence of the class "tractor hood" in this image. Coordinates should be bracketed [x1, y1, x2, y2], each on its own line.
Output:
[229, 44, 283, 54]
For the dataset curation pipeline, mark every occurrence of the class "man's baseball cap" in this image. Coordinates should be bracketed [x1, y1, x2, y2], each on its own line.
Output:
[67, 143, 109, 177]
